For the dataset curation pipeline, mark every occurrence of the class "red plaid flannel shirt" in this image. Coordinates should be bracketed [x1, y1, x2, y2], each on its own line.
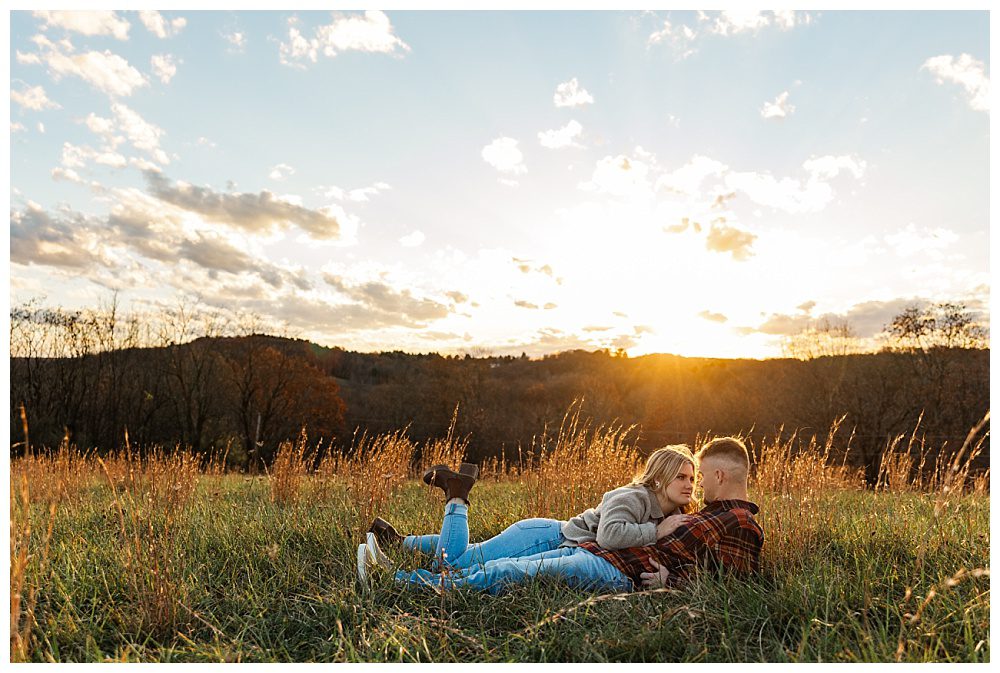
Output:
[579, 499, 764, 587]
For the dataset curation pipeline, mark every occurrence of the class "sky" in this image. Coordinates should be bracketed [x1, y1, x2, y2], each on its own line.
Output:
[7, 8, 991, 359]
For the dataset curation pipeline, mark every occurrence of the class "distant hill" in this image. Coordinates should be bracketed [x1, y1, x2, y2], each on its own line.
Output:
[10, 334, 988, 479]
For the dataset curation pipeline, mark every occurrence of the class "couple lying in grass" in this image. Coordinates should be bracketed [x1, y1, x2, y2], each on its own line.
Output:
[357, 437, 763, 594]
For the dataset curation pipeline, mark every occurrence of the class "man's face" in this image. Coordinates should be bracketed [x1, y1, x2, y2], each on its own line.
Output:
[697, 456, 723, 503]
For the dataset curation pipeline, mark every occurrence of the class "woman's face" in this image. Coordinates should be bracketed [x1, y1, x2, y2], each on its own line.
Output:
[663, 462, 696, 509]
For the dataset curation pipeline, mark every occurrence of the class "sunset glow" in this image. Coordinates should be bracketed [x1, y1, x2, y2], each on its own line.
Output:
[8, 9, 990, 358]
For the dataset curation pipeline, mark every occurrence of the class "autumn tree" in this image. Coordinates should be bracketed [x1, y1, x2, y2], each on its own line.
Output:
[220, 328, 345, 470]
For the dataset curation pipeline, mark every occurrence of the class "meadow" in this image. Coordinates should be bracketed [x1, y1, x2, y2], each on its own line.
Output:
[10, 415, 990, 663]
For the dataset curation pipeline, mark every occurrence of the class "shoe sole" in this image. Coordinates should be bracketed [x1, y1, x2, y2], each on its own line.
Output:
[356, 544, 369, 589]
[422, 464, 452, 486]
[366, 532, 394, 570]
[423, 463, 480, 483]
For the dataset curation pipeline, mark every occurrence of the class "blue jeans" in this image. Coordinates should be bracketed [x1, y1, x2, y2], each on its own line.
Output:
[403, 502, 564, 569]
[395, 546, 634, 595]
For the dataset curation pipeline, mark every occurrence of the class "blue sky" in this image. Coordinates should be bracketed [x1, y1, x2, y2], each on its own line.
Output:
[8, 9, 991, 358]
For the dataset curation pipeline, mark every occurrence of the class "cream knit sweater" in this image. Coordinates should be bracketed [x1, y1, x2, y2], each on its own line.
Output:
[560, 485, 667, 550]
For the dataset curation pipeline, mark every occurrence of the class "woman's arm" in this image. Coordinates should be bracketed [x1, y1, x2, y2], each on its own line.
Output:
[594, 489, 658, 550]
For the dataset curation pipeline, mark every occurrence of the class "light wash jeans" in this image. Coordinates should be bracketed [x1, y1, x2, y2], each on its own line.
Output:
[402, 502, 565, 569]
[396, 503, 633, 594]
[395, 546, 633, 595]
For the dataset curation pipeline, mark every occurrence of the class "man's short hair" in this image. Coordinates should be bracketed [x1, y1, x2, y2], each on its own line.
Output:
[697, 436, 750, 473]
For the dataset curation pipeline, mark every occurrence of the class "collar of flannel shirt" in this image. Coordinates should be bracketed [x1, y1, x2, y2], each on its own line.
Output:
[701, 499, 759, 515]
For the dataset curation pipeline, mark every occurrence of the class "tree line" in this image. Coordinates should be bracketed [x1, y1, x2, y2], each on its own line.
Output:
[9, 298, 988, 480]
[10, 298, 344, 471]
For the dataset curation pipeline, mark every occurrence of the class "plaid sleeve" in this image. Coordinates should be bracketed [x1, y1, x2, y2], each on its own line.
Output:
[656, 509, 762, 574]
[583, 506, 763, 585]
[660, 510, 740, 552]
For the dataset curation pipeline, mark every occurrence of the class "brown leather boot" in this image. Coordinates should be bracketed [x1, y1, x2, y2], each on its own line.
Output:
[422, 462, 479, 504]
[368, 517, 404, 546]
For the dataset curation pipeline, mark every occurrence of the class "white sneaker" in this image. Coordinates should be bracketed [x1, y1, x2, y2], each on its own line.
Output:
[356, 543, 371, 590]
[366, 532, 393, 570]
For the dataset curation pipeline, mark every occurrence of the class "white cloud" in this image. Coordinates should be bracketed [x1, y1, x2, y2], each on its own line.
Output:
[922, 53, 990, 112]
[11, 122, 26, 133]
[51, 166, 83, 183]
[128, 157, 162, 172]
[348, 182, 391, 202]
[150, 54, 178, 84]
[279, 11, 410, 68]
[22, 37, 148, 97]
[279, 25, 319, 67]
[802, 155, 867, 181]
[112, 103, 169, 164]
[482, 137, 527, 175]
[538, 119, 584, 149]
[498, 178, 520, 188]
[579, 155, 652, 198]
[269, 163, 296, 181]
[16, 51, 42, 65]
[703, 10, 812, 36]
[650, 11, 813, 59]
[884, 223, 959, 258]
[771, 10, 812, 30]
[399, 230, 425, 247]
[320, 181, 392, 202]
[553, 78, 594, 107]
[223, 30, 247, 52]
[724, 171, 832, 214]
[195, 136, 217, 148]
[60, 142, 127, 170]
[138, 10, 187, 39]
[11, 85, 61, 111]
[33, 10, 130, 40]
[38, 122, 45, 134]
[760, 91, 794, 119]
[655, 155, 728, 195]
[705, 10, 772, 35]
[580, 147, 864, 219]
[85, 112, 115, 137]
[317, 10, 411, 54]
[648, 20, 697, 60]
[724, 155, 866, 214]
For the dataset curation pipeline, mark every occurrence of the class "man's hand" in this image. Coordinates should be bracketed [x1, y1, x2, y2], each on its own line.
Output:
[656, 514, 691, 539]
[639, 559, 671, 589]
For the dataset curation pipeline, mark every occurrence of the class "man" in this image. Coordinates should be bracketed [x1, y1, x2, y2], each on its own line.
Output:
[580, 436, 764, 589]
[358, 436, 763, 594]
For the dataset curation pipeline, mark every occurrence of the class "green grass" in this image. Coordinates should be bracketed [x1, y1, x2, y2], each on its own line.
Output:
[14, 478, 990, 662]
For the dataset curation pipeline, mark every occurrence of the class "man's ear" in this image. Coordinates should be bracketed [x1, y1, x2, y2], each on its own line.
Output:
[715, 468, 726, 484]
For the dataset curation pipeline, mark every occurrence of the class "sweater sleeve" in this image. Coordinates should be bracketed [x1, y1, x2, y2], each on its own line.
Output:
[594, 489, 657, 550]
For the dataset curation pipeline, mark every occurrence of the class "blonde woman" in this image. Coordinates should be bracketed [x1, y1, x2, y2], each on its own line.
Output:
[360, 445, 697, 592]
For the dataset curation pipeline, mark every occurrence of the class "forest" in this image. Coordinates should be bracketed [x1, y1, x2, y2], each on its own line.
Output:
[9, 299, 989, 480]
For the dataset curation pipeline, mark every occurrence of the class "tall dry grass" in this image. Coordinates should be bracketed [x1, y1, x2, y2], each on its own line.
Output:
[14, 440, 97, 504]
[416, 408, 470, 477]
[751, 416, 864, 495]
[91, 441, 200, 638]
[521, 402, 645, 519]
[10, 475, 57, 662]
[269, 429, 314, 505]
[317, 429, 415, 526]
[8, 405, 990, 661]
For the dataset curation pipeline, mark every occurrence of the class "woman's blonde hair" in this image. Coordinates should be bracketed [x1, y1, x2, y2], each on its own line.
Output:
[630, 444, 697, 514]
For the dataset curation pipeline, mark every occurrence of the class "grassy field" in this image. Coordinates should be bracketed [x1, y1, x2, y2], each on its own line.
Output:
[10, 423, 991, 662]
